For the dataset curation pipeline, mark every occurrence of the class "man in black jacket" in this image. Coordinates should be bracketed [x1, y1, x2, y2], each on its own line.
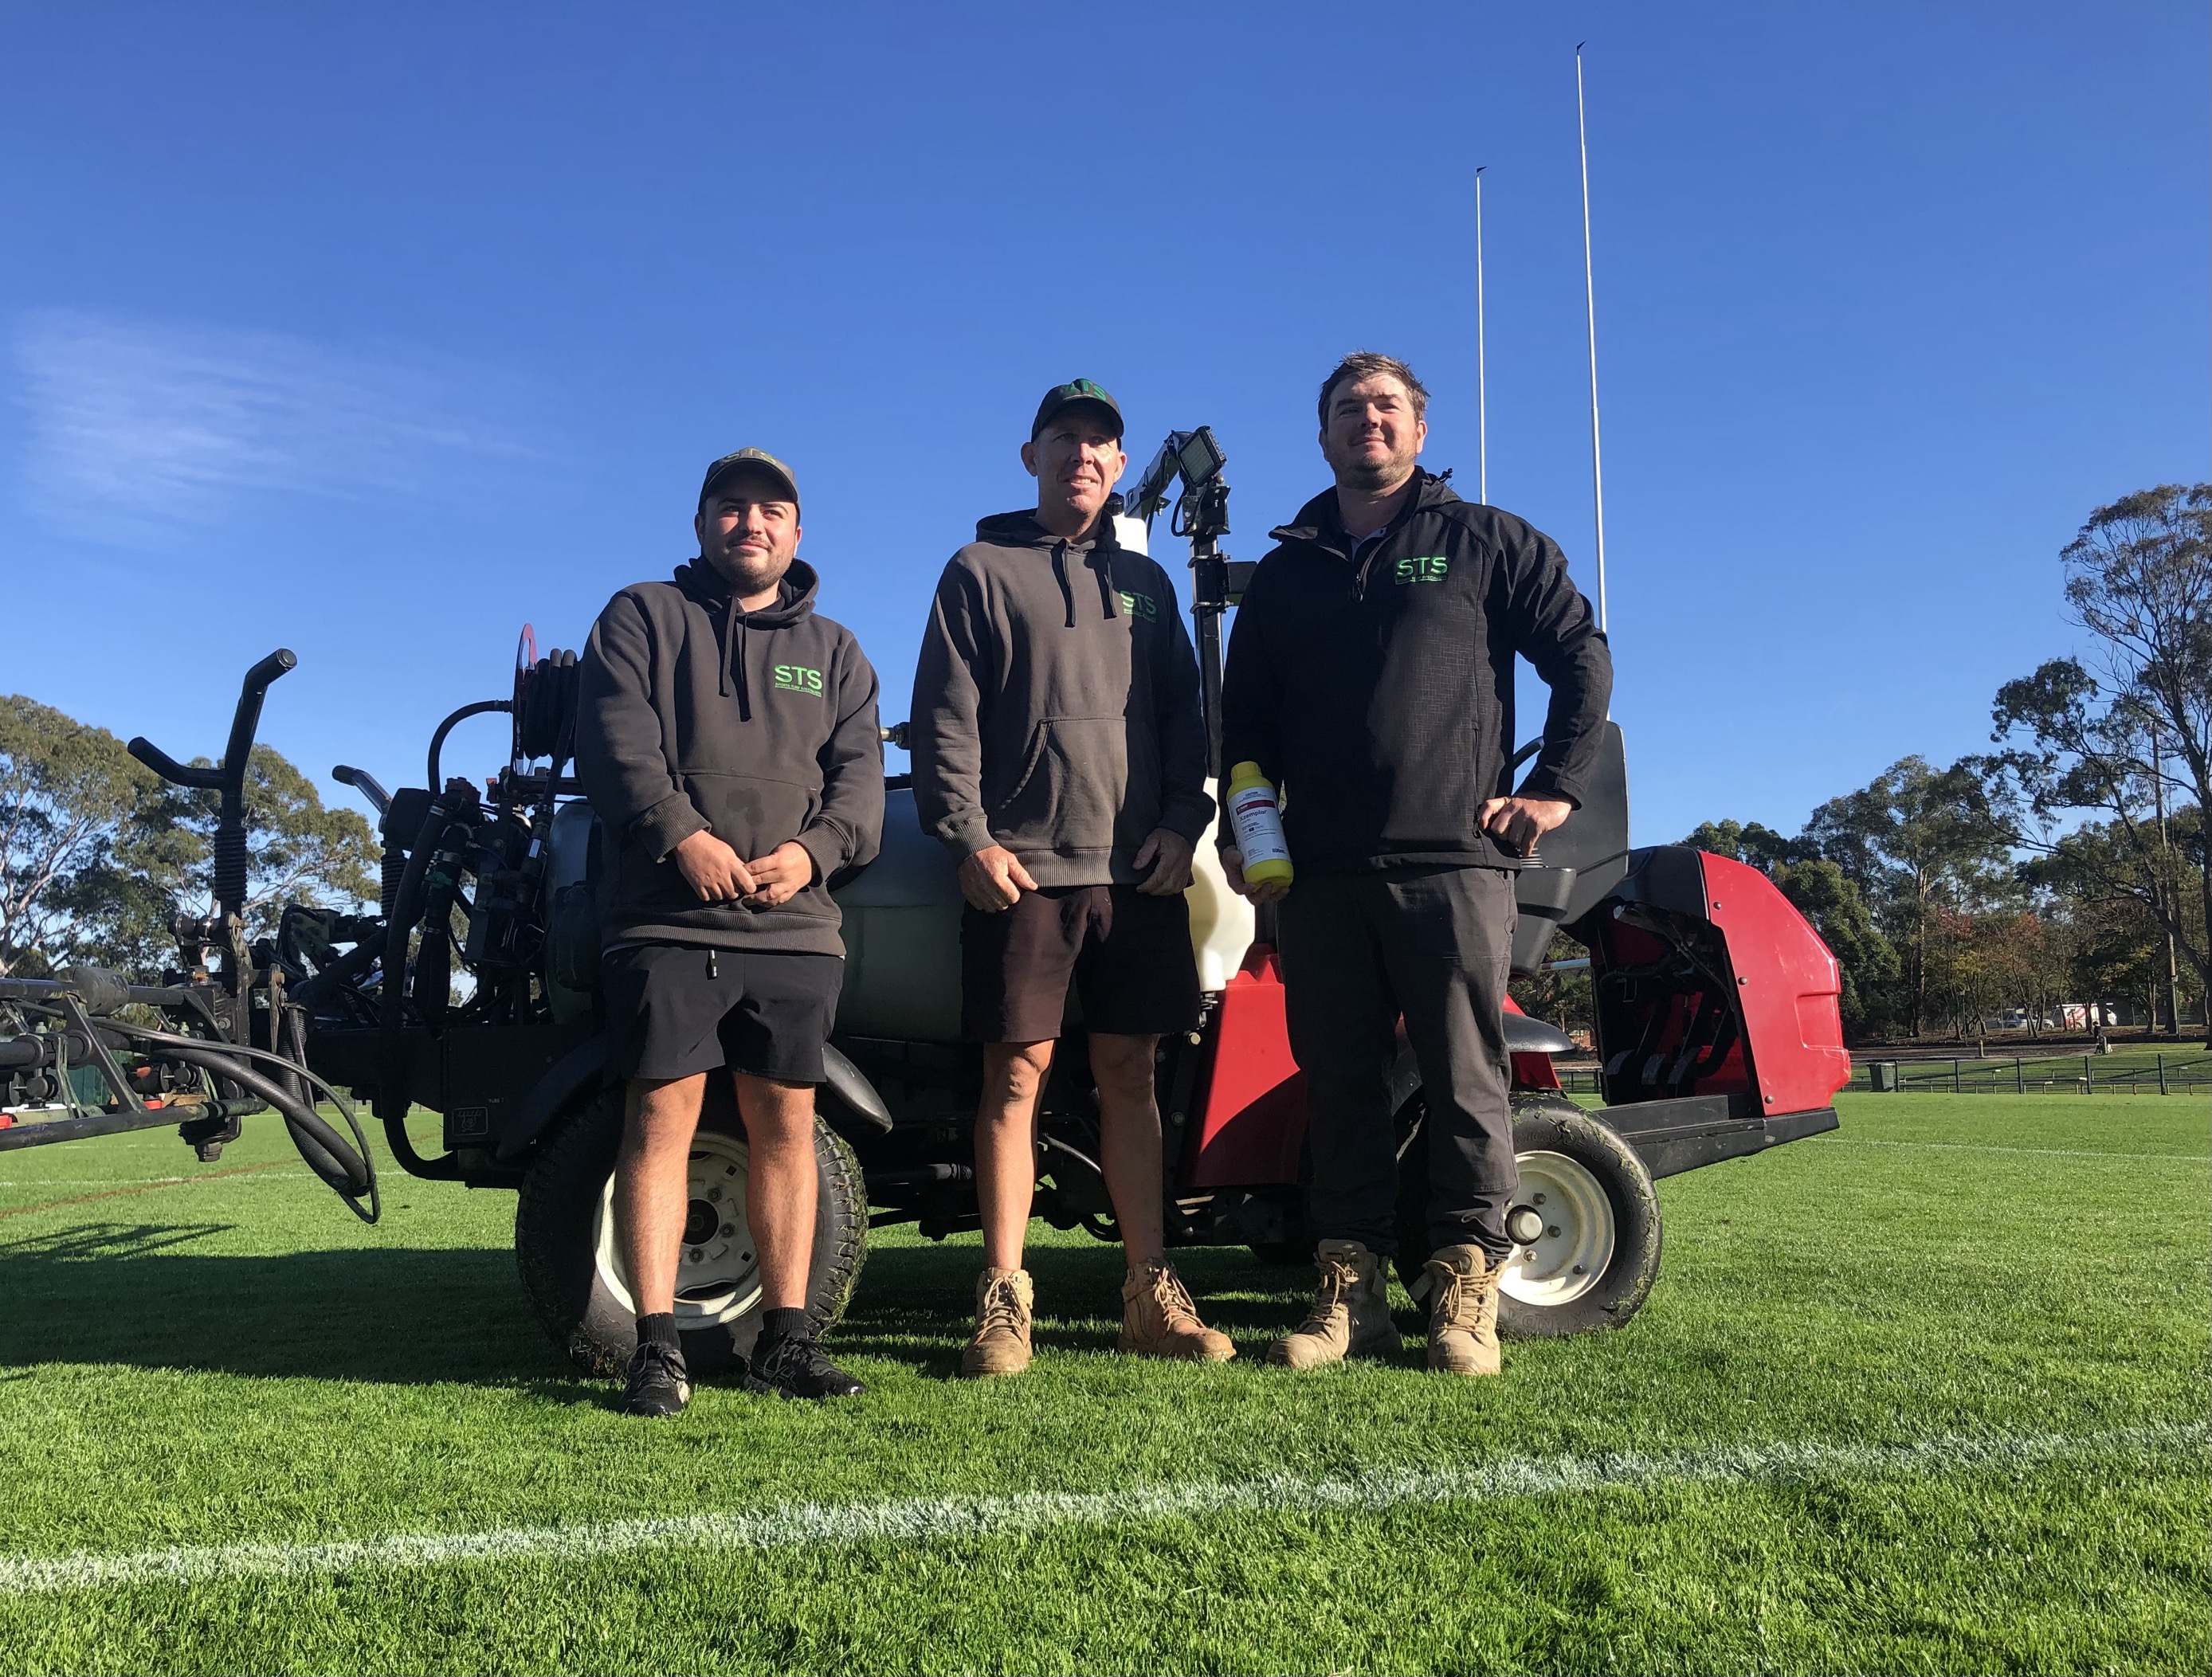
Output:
[1218, 353, 1611, 1378]
[577, 447, 884, 1414]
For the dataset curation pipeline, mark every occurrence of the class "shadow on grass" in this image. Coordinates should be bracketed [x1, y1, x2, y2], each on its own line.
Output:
[2, 1221, 582, 1391]
[1, 1221, 1322, 1388]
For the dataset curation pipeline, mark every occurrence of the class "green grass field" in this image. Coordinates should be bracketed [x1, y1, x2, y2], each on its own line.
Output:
[1, 1091, 2206, 1675]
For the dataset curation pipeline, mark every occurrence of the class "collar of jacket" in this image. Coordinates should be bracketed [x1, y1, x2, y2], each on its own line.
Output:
[974, 507, 1124, 627]
[671, 557, 822, 713]
[1267, 467, 1461, 558]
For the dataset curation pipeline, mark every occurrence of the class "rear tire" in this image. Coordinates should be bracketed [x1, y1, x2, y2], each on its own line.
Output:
[515, 1082, 867, 1379]
[1394, 1092, 1661, 1338]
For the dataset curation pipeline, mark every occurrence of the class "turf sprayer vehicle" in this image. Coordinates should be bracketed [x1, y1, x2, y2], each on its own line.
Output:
[0, 429, 1852, 1376]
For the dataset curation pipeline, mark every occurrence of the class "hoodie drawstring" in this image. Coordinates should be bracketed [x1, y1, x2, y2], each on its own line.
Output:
[1049, 539, 1120, 626]
[1051, 542, 1077, 629]
[1092, 549, 1120, 620]
[720, 594, 752, 720]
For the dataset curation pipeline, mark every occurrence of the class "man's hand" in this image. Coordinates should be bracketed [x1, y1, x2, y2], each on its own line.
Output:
[959, 844, 1038, 912]
[1478, 795, 1574, 859]
[1132, 827, 1196, 896]
[1220, 844, 1290, 905]
[742, 840, 817, 908]
[672, 829, 757, 903]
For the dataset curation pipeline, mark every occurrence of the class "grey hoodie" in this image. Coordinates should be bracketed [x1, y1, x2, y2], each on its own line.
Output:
[576, 557, 883, 955]
[910, 510, 1213, 887]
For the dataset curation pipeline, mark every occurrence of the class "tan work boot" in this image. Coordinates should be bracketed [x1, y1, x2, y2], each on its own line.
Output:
[960, 1267, 1034, 1378]
[1120, 1259, 1236, 1362]
[1266, 1239, 1402, 1369]
[1422, 1244, 1504, 1377]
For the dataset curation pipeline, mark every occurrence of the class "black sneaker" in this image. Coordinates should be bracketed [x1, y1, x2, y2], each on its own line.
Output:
[620, 1339, 692, 1416]
[746, 1332, 865, 1400]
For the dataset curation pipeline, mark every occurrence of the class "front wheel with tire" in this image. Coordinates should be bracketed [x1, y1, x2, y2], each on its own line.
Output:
[1395, 1092, 1661, 1338]
[515, 1083, 868, 1378]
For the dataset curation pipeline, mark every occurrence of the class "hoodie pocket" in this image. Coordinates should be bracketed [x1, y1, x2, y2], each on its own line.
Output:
[685, 772, 818, 865]
[990, 715, 1126, 854]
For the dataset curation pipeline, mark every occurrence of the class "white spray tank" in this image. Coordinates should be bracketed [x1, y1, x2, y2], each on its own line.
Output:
[1115, 511, 1257, 994]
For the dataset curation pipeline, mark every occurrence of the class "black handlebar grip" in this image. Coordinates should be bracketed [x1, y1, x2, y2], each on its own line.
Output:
[221, 650, 296, 787]
[125, 737, 222, 790]
[212, 650, 297, 918]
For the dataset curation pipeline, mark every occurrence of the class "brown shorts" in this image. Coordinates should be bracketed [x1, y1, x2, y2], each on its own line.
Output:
[960, 885, 1201, 1043]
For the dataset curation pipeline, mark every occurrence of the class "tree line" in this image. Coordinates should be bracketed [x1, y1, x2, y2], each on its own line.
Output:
[0, 696, 375, 978]
[1518, 484, 2210, 1047]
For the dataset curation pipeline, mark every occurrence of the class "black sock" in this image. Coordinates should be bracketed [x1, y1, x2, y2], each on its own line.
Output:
[756, 1307, 810, 1350]
[637, 1312, 680, 1351]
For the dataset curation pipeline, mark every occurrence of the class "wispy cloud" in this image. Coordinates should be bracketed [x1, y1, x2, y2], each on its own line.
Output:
[10, 309, 543, 542]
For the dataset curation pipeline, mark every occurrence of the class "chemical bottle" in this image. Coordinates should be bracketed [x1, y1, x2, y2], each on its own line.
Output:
[1224, 762, 1293, 888]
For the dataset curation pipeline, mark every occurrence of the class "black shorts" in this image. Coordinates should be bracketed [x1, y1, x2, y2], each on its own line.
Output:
[960, 884, 1200, 1043]
[602, 943, 843, 1085]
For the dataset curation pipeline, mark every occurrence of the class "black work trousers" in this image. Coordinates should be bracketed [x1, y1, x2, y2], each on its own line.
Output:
[1278, 865, 1519, 1264]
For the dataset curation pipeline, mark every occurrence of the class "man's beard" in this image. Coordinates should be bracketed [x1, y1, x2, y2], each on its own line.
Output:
[1332, 440, 1418, 496]
[707, 544, 790, 597]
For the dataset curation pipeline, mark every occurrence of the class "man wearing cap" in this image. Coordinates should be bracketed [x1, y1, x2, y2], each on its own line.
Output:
[911, 380, 1233, 1377]
[1220, 351, 1611, 1379]
[577, 447, 884, 1415]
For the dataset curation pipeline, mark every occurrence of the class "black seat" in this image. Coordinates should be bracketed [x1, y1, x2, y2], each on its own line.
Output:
[1509, 722, 1630, 977]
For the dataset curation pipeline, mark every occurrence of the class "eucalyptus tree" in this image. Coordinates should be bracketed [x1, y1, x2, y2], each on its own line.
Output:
[1986, 484, 2210, 1035]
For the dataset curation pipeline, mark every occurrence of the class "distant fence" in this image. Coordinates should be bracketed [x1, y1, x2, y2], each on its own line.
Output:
[1545, 1055, 2211, 1098]
[1853, 1053, 2211, 1095]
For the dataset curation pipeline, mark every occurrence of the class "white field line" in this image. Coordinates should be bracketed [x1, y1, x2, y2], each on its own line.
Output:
[1828, 1138, 2210, 1163]
[1, 1421, 2202, 1598]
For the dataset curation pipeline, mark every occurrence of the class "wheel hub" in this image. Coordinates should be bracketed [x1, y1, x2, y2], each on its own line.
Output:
[682, 1198, 717, 1244]
[1500, 1149, 1615, 1307]
[591, 1130, 762, 1327]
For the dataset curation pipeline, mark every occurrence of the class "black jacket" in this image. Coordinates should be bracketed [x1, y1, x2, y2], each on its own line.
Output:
[910, 511, 1213, 886]
[1218, 470, 1611, 874]
[576, 557, 883, 954]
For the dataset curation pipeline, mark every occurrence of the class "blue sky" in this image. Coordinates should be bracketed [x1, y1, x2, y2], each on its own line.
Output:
[4, 2, 2204, 847]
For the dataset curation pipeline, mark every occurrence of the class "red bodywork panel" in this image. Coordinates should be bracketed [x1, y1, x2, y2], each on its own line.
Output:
[1582, 852, 1848, 1115]
[1175, 849, 1845, 1193]
[1698, 852, 1851, 1114]
[1182, 946, 1308, 1189]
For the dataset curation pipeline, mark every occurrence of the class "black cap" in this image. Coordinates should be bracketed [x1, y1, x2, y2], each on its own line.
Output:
[699, 447, 800, 514]
[1030, 378, 1124, 441]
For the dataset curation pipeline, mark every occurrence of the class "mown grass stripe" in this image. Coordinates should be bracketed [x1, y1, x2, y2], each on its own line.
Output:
[1829, 1138, 2211, 1162]
[0, 1160, 299, 1219]
[2, 1422, 2201, 1598]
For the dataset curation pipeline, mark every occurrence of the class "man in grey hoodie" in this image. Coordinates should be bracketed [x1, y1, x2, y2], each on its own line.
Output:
[577, 447, 883, 1416]
[912, 380, 1233, 1377]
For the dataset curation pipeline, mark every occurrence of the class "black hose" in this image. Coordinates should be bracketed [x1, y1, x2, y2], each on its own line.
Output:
[102, 1019, 377, 1159]
[376, 797, 465, 1178]
[288, 935, 383, 1009]
[161, 1044, 379, 1224]
[377, 801, 446, 1119]
[426, 699, 511, 790]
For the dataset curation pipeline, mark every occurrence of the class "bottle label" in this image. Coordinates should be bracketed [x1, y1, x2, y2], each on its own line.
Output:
[1227, 783, 1291, 867]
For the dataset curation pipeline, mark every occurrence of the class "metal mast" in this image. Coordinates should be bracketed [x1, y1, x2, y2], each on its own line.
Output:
[1475, 164, 1488, 505]
[1575, 41, 1608, 633]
